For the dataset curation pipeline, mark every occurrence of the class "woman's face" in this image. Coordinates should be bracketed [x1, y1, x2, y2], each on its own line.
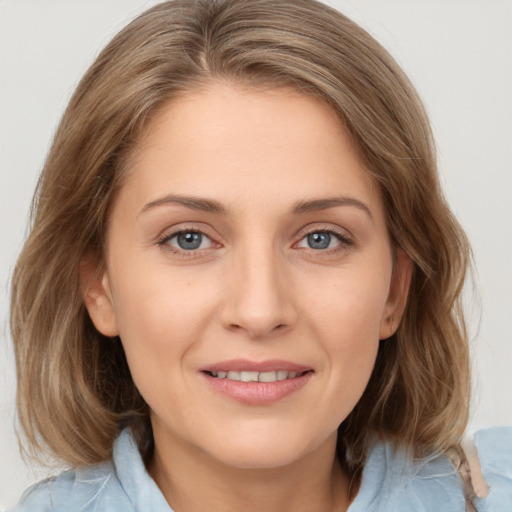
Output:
[84, 82, 410, 470]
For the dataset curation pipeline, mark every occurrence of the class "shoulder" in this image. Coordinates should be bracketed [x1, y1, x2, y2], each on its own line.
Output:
[471, 426, 512, 512]
[8, 460, 133, 512]
[351, 439, 466, 512]
[8, 428, 168, 512]
[351, 426, 512, 512]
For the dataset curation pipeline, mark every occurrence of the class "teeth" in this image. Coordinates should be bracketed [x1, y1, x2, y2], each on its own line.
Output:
[210, 370, 305, 382]
[259, 371, 277, 383]
[240, 371, 259, 382]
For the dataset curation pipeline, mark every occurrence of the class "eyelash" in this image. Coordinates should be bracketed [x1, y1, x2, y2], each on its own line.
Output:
[157, 226, 216, 258]
[157, 225, 353, 257]
[295, 226, 353, 251]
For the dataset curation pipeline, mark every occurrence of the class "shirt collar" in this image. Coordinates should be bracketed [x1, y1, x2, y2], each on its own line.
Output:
[113, 428, 173, 511]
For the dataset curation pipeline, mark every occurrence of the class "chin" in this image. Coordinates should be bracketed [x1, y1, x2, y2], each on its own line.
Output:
[202, 423, 334, 470]
[214, 445, 307, 470]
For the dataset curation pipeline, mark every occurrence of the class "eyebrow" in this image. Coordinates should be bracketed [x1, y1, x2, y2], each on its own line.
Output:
[140, 194, 227, 215]
[140, 193, 372, 219]
[291, 195, 373, 219]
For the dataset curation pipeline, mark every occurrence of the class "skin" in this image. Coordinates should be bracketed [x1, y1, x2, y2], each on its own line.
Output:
[83, 81, 411, 512]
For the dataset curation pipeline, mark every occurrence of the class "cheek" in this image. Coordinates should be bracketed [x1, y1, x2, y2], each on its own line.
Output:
[304, 264, 390, 344]
[322, 300, 381, 387]
[315, 302, 381, 426]
[301, 268, 389, 404]
[108, 265, 218, 382]
[109, 273, 222, 423]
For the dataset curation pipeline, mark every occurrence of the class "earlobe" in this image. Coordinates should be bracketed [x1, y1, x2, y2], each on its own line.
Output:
[80, 257, 119, 337]
[379, 249, 413, 340]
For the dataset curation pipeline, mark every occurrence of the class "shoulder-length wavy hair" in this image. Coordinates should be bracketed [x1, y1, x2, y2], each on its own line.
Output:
[11, 0, 470, 473]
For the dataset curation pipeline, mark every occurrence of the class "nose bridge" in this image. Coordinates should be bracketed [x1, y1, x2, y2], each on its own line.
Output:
[222, 235, 296, 338]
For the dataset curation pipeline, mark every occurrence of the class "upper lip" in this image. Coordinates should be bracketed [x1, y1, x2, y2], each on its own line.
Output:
[200, 359, 312, 373]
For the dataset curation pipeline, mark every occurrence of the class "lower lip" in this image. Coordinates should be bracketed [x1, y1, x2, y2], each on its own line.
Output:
[201, 372, 313, 405]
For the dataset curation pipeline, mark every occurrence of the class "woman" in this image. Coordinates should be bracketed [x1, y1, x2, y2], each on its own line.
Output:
[8, 0, 511, 510]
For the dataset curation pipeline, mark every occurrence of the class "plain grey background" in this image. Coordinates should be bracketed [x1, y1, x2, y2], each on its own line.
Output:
[1, 0, 511, 508]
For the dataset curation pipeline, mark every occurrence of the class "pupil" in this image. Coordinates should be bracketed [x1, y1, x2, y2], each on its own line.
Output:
[307, 232, 330, 249]
[177, 232, 202, 250]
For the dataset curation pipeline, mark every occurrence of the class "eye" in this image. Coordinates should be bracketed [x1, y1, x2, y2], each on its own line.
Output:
[160, 230, 213, 251]
[296, 229, 350, 250]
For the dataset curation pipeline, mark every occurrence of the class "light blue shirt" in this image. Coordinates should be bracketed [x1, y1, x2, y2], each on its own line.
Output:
[9, 427, 512, 511]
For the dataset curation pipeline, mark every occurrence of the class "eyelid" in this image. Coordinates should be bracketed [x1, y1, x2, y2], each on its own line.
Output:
[156, 223, 221, 255]
[154, 222, 353, 258]
[293, 224, 354, 247]
[164, 231, 213, 250]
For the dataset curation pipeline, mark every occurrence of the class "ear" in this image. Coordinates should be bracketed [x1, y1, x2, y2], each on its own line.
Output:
[379, 248, 413, 340]
[80, 256, 119, 337]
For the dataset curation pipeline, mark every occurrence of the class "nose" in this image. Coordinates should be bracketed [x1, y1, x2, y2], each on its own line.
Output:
[220, 242, 298, 339]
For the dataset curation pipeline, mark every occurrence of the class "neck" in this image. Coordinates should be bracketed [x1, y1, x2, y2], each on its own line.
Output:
[149, 427, 353, 512]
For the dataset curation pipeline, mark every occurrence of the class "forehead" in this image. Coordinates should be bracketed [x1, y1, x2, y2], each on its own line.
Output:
[120, 81, 383, 217]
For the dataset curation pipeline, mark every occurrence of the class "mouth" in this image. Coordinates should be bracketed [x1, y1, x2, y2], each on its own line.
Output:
[200, 360, 314, 405]
[203, 369, 311, 382]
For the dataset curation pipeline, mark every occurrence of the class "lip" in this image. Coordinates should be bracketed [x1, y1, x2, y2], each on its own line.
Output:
[200, 359, 314, 405]
[201, 359, 311, 373]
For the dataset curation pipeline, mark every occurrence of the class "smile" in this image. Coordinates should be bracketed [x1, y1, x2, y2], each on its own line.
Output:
[205, 370, 309, 382]
[200, 360, 314, 405]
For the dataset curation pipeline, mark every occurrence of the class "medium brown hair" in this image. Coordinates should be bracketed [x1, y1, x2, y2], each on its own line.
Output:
[10, 0, 471, 472]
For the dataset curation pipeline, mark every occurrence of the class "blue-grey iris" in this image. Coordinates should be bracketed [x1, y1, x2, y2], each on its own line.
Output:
[177, 232, 203, 250]
[307, 232, 331, 249]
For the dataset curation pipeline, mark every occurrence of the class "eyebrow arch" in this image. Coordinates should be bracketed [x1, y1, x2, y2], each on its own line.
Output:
[291, 195, 373, 219]
[140, 193, 372, 219]
[140, 194, 227, 215]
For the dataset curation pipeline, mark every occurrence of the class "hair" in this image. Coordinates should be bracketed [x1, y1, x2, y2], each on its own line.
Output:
[10, 0, 471, 474]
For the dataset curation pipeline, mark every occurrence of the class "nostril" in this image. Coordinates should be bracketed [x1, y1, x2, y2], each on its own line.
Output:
[226, 321, 289, 339]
